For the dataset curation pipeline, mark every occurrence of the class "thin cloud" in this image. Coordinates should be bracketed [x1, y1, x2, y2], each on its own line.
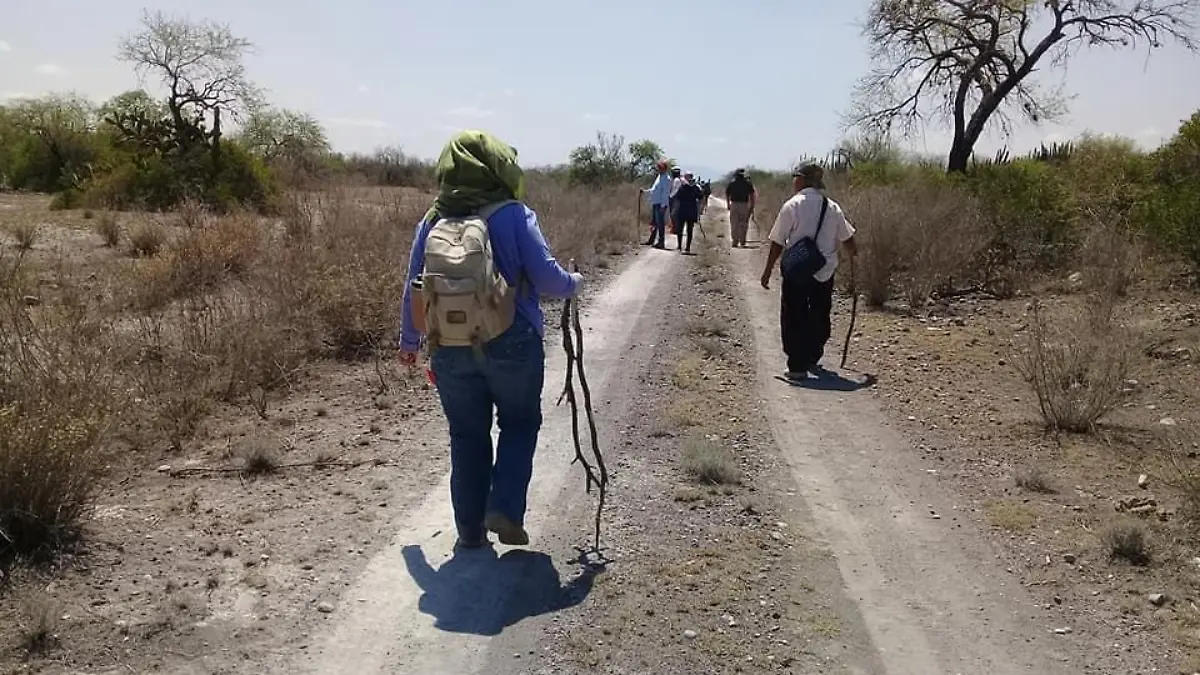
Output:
[357, 84, 371, 94]
[446, 106, 495, 119]
[502, 88, 515, 97]
[34, 63, 66, 77]
[328, 117, 388, 129]
[1, 91, 37, 102]
[581, 112, 608, 122]
[0, 40, 12, 53]
[707, 136, 730, 145]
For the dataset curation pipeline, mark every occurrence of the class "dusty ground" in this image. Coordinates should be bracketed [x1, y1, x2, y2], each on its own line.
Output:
[842, 279, 1200, 672]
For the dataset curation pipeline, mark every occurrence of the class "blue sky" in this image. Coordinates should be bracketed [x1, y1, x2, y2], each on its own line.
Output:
[1, 0, 1198, 175]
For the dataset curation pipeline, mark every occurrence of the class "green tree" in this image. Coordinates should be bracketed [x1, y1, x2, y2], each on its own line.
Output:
[239, 107, 329, 164]
[628, 139, 665, 180]
[4, 93, 99, 192]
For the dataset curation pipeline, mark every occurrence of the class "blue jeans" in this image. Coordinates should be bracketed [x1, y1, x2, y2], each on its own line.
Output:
[651, 204, 668, 247]
[430, 318, 545, 541]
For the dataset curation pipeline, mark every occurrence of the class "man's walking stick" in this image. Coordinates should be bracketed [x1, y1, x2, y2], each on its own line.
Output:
[840, 259, 858, 369]
[636, 193, 643, 239]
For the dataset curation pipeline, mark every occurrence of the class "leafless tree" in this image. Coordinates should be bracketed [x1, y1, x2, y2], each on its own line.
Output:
[117, 10, 261, 151]
[847, 0, 1199, 173]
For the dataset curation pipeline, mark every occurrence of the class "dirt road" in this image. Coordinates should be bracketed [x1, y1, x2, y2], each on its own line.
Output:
[724, 200, 1079, 674]
[267, 201, 1097, 675]
[266, 241, 685, 675]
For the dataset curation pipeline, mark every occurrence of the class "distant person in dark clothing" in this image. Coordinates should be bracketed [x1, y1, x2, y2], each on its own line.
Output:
[725, 168, 756, 247]
[698, 179, 712, 216]
[672, 172, 704, 253]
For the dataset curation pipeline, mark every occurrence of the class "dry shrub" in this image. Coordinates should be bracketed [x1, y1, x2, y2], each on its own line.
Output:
[12, 590, 60, 655]
[9, 222, 38, 252]
[525, 175, 637, 268]
[682, 437, 741, 485]
[1077, 214, 1140, 299]
[127, 221, 166, 258]
[1103, 520, 1150, 565]
[177, 198, 207, 229]
[1014, 465, 1055, 493]
[1017, 299, 1131, 432]
[0, 261, 118, 561]
[132, 212, 266, 310]
[843, 181, 988, 312]
[842, 187, 901, 307]
[281, 190, 420, 357]
[94, 211, 121, 247]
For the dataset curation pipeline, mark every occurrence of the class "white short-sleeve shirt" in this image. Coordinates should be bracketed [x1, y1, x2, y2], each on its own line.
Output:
[767, 188, 856, 283]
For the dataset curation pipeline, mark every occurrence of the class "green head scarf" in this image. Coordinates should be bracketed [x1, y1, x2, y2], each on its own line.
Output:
[426, 130, 526, 221]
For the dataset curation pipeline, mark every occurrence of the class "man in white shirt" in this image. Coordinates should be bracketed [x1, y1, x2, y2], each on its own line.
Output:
[759, 164, 858, 379]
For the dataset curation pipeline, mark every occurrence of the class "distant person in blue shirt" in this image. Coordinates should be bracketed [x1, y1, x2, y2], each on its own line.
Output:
[641, 160, 672, 249]
[399, 130, 583, 549]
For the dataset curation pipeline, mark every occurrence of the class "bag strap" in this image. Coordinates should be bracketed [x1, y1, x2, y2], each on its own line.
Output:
[813, 197, 829, 238]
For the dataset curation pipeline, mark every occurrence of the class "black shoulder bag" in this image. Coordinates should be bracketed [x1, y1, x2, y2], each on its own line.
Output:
[779, 196, 828, 284]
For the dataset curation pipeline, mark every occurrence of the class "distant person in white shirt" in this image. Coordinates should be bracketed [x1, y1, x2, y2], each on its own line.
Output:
[759, 164, 857, 380]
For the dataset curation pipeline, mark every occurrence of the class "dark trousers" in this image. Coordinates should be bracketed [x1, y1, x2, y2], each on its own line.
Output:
[675, 218, 696, 251]
[780, 274, 835, 372]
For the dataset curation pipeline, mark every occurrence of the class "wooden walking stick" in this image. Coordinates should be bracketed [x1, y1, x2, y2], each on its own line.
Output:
[556, 261, 609, 557]
[840, 257, 859, 369]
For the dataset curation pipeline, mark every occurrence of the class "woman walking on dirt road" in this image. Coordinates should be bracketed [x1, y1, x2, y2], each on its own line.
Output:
[398, 130, 583, 549]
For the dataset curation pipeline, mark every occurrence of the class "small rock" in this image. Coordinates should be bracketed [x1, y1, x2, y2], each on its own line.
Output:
[1138, 474, 1150, 489]
[22, 295, 41, 307]
[1054, 627, 1072, 635]
[317, 602, 335, 613]
[1148, 593, 1168, 607]
[156, 465, 172, 473]
[683, 629, 697, 640]
[1063, 553, 1077, 564]
[1160, 417, 1178, 427]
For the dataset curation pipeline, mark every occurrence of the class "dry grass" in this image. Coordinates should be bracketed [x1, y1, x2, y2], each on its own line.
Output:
[1017, 299, 1132, 433]
[682, 437, 741, 486]
[8, 222, 38, 252]
[13, 591, 60, 656]
[94, 211, 121, 247]
[1014, 465, 1055, 493]
[127, 221, 166, 258]
[1103, 520, 1150, 565]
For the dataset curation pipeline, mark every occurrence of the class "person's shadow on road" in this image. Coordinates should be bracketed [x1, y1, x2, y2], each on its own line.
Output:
[401, 544, 600, 636]
[775, 366, 877, 392]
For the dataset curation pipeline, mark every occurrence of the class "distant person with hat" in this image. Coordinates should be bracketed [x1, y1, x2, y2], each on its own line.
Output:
[725, 168, 756, 247]
[642, 160, 673, 249]
[672, 171, 705, 253]
[758, 163, 857, 380]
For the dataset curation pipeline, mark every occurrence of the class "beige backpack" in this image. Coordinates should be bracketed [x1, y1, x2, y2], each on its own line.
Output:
[419, 200, 521, 350]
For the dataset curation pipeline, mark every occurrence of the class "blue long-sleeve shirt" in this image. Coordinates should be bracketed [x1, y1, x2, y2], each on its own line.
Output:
[644, 173, 672, 207]
[399, 202, 578, 351]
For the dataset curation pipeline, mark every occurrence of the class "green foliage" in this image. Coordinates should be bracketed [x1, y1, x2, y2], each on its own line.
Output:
[1144, 113, 1200, 274]
[968, 159, 1076, 270]
[568, 132, 665, 187]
